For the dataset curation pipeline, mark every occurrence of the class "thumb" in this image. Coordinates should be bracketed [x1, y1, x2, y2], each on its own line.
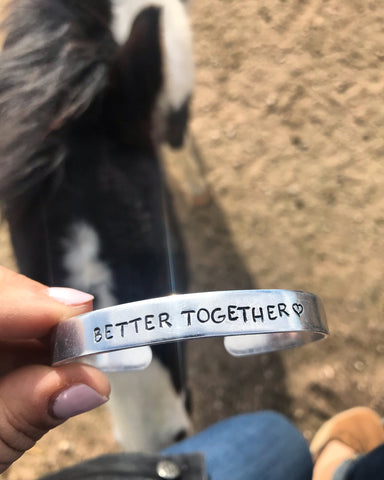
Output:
[0, 363, 110, 473]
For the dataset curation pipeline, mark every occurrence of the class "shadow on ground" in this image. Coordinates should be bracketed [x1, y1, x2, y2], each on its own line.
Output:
[169, 172, 293, 430]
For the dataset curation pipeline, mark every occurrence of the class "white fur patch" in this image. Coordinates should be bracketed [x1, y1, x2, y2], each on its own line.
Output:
[62, 222, 116, 308]
[111, 0, 195, 111]
[108, 357, 192, 452]
[62, 222, 191, 451]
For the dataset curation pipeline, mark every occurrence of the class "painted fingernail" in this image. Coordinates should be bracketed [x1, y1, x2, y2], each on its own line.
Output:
[51, 384, 108, 419]
[48, 287, 94, 306]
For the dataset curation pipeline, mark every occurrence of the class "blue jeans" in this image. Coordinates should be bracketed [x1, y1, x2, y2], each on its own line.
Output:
[333, 444, 384, 480]
[163, 411, 313, 480]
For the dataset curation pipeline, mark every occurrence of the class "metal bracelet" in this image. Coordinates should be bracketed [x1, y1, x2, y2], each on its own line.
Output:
[51, 289, 328, 371]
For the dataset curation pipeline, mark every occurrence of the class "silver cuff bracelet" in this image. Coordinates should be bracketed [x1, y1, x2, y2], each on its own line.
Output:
[51, 289, 328, 371]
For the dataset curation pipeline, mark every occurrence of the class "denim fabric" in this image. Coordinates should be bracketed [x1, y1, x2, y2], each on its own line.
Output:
[163, 411, 313, 480]
[338, 444, 384, 480]
[38, 411, 313, 480]
[333, 459, 357, 480]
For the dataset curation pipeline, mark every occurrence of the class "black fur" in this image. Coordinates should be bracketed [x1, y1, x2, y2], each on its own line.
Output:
[0, 0, 189, 395]
[0, 0, 116, 202]
[165, 98, 191, 148]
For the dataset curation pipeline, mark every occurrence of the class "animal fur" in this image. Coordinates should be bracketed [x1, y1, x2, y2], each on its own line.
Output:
[0, 0, 193, 451]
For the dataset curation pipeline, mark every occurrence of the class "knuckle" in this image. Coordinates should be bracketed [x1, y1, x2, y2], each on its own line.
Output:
[0, 395, 46, 463]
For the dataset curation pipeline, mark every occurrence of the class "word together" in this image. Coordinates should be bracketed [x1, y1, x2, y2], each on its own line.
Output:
[93, 302, 304, 343]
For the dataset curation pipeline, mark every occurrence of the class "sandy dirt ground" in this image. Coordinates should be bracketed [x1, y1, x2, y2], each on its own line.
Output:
[3, 0, 384, 478]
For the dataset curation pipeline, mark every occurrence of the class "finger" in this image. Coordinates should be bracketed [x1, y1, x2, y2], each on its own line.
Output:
[0, 340, 50, 376]
[0, 363, 110, 474]
[0, 266, 94, 340]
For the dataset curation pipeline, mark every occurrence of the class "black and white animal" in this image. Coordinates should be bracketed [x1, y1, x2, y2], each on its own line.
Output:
[0, 0, 195, 451]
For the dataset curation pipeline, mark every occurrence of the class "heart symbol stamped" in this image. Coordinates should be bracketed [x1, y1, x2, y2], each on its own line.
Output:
[292, 303, 304, 317]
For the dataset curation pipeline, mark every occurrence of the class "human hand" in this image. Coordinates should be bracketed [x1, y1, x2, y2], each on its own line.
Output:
[0, 266, 110, 473]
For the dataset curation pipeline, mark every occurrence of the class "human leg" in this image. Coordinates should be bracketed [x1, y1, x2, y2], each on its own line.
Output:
[163, 411, 313, 480]
[38, 411, 311, 480]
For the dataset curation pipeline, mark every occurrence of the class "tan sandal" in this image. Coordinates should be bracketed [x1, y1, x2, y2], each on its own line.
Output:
[310, 407, 384, 461]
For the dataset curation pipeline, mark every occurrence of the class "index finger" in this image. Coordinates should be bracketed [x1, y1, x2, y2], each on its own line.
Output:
[0, 266, 94, 340]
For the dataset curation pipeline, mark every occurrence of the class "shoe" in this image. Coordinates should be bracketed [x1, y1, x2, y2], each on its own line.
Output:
[310, 407, 384, 461]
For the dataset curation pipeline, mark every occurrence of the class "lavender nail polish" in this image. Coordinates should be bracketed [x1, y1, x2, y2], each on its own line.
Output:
[51, 384, 108, 419]
[48, 287, 94, 306]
